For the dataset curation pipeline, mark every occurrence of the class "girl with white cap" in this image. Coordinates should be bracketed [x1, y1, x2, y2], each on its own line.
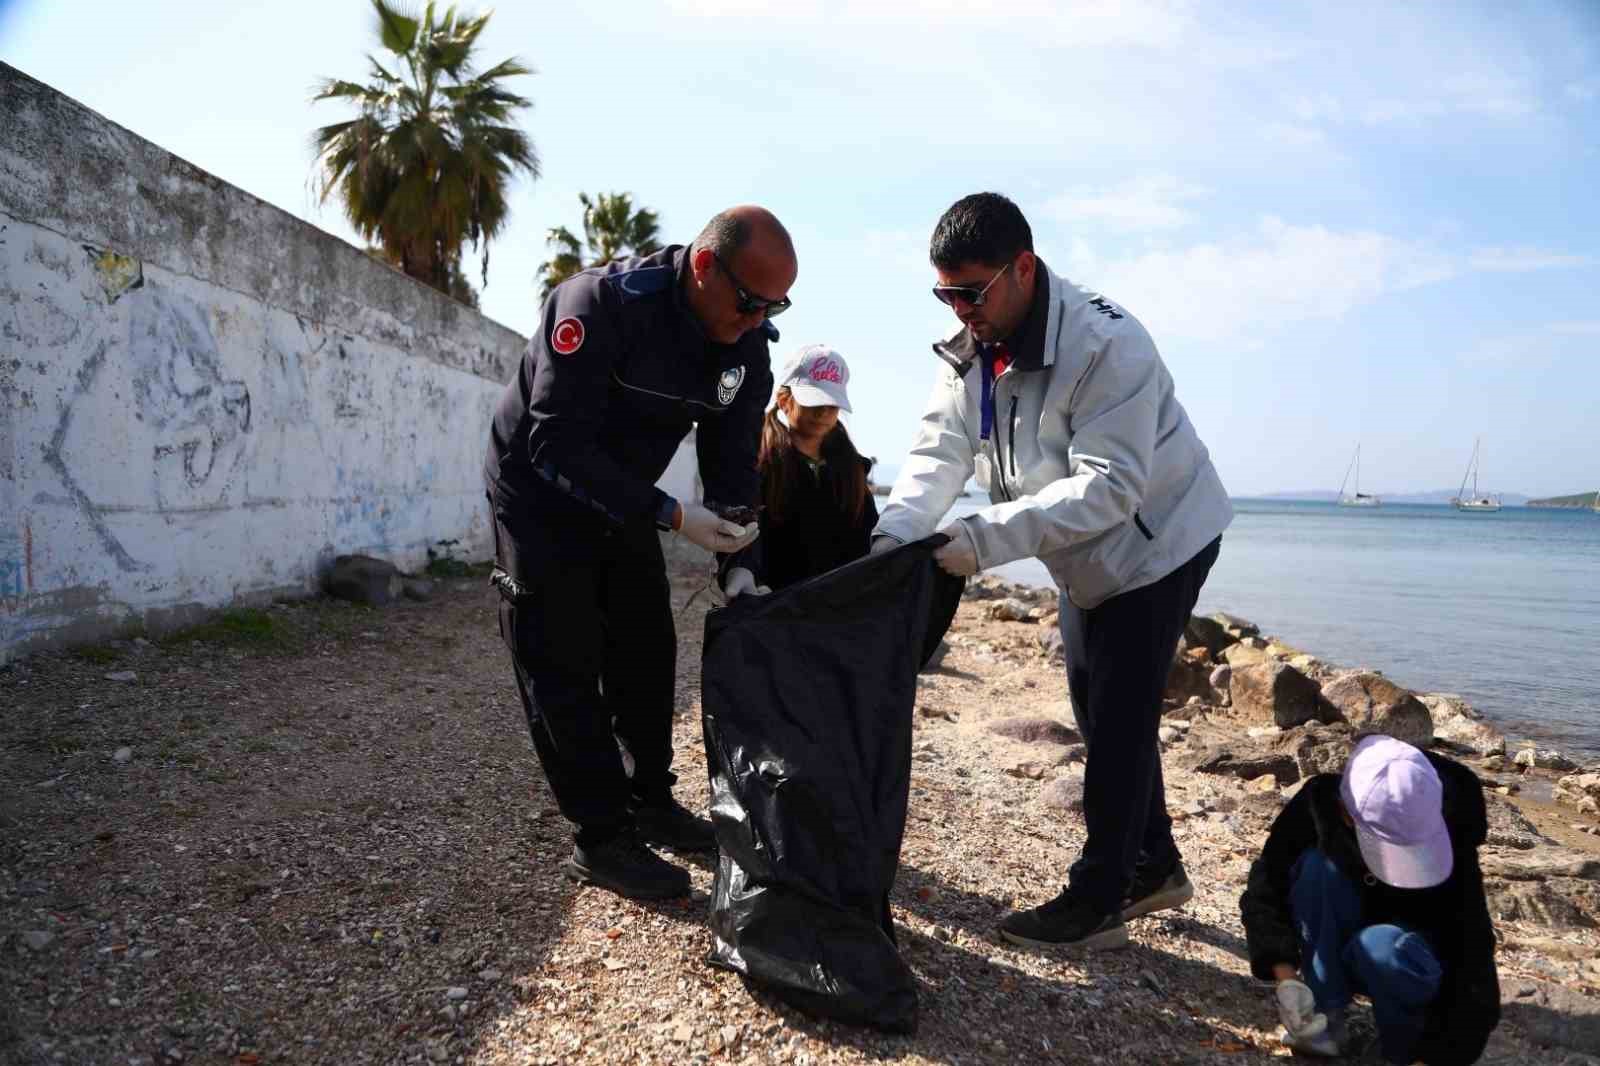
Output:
[754, 344, 879, 591]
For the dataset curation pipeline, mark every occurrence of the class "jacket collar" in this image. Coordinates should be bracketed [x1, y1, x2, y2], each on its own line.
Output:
[932, 258, 1058, 375]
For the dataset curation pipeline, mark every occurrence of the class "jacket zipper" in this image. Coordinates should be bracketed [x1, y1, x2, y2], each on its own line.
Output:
[990, 370, 1014, 502]
[1007, 396, 1019, 478]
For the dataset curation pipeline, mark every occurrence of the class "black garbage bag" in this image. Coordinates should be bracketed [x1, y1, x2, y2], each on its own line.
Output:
[701, 536, 963, 1032]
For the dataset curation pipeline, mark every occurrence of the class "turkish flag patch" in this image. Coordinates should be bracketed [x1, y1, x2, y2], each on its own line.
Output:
[551, 317, 585, 355]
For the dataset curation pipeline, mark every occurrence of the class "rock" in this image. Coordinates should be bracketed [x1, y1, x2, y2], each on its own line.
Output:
[1555, 773, 1600, 813]
[1499, 978, 1600, 1057]
[1231, 662, 1337, 729]
[1209, 664, 1232, 691]
[1514, 748, 1579, 772]
[1481, 851, 1600, 882]
[446, 987, 468, 1000]
[1211, 612, 1259, 638]
[1481, 754, 1507, 772]
[1189, 745, 1300, 786]
[1036, 627, 1065, 662]
[1006, 762, 1053, 781]
[1040, 773, 1085, 813]
[324, 554, 404, 607]
[985, 716, 1080, 746]
[1158, 726, 1180, 745]
[104, 670, 138, 683]
[1184, 614, 1238, 659]
[113, 747, 133, 763]
[21, 930, 54, 951]
[1264, 641, 1302, 660]
[920, 640, 950, 673]
[1319, 672, 1433, 746]
[1274, 726, 1355, 779]
[402, 578, 435, 602]
[1484, 796, 1547, 851]
[1421, 693, 1507, 757]
[1221, 643, 1272, 670]
[478, 968, 502, 981]
[1247, 774, 1281, 794]
[1165, 653, 1213, 703]
[1054, 744, 1087, 766]
[988, 598, 1034, 622]
[1487, 879, 1598, 929]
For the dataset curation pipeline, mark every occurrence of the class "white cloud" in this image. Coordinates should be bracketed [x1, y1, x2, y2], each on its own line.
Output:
[1289, 70, 1537, 129]
[1468, 247, 1592, 272]
[1046, 174, 1209, 232]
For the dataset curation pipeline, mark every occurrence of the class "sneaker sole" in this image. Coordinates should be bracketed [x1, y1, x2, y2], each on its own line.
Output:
[1121, 878, 1195, 921]
[998, 922, 1130, 952]
[563, 859, 689, 900]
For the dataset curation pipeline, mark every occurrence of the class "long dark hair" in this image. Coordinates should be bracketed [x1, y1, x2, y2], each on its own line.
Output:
[758, 392, 869, 526]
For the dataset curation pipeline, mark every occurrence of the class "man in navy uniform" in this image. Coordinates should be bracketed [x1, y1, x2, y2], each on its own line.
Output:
[485, 206, 797, 899]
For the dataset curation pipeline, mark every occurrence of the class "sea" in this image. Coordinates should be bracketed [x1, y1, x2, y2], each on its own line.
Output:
[947, 498, 1600, 762]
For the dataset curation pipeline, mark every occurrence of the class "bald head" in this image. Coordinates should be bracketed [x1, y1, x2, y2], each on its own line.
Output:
[686, 205, 798, 344]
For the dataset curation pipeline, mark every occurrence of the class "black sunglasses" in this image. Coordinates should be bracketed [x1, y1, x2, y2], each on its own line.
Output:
[715, 253, 792, 319]
[932, 261, 1011, 308]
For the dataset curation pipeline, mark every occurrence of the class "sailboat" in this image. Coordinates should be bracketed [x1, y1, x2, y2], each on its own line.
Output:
[1337, 444, 1380, 507]
[1451, 438, 1502, 512]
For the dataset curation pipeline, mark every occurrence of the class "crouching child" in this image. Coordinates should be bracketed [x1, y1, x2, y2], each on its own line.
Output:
[1239, 735, 1500, 1063]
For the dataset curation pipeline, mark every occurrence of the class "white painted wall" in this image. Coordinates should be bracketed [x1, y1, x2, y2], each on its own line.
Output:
[1, 63, 528, 661]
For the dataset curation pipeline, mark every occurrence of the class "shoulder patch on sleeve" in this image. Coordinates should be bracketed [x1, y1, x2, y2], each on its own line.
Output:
[551, 316, 585, 355]
[603, 264, 675, 304]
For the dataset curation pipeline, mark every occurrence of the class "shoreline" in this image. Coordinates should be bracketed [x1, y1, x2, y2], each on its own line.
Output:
[2, 570, 1598, 1063]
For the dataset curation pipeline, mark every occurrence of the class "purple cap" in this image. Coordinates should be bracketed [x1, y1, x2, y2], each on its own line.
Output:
[1339, 735, 1453, 889]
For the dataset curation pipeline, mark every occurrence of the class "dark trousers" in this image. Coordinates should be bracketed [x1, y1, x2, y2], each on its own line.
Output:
[1063, 536, 1221, 914]
[491, 507, 678, 847]
[1291, 849, 1442, 1064]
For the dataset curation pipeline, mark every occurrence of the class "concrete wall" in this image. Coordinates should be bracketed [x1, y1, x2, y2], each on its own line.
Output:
[0, 63, 534, 662]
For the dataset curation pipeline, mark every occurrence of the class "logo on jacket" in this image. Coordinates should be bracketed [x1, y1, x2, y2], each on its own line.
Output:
[717, 366, 746, 406]
[551, 317, 585, 355]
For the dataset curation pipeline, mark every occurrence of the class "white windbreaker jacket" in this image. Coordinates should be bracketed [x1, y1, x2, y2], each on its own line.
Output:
[874, 263, 1232, 609]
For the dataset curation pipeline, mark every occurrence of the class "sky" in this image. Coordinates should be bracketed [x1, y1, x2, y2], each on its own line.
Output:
[3, 0, 1598, 497]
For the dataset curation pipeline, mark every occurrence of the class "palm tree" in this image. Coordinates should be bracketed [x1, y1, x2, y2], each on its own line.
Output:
[311, 0, 538, 303]
[537, 192, 662, 298]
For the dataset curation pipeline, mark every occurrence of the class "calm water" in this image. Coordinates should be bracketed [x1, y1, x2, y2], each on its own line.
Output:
[950, 498, 1600, 760]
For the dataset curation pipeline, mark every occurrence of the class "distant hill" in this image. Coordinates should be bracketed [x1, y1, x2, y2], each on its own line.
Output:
[1528, 491, 1600, 509]
[1261, 489, 1533, 506]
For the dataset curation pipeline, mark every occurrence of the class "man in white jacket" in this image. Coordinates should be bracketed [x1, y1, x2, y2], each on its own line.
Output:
[873, 193, 1233, 951]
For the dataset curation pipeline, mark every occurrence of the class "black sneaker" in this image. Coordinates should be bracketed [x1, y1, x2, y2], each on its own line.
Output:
[631, 795, 717, 853]
[998, 890, 1129, 951]
[565, 832, 691, 900]
[1121, 859, 1194, 921]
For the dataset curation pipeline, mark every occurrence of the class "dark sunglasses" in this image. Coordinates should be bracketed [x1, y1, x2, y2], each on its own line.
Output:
[932, 261, 1011, 308]
[715, 253, 792, 318]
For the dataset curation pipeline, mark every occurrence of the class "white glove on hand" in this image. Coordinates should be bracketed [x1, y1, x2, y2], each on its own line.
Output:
[869, 535, 900, 557]
[1274, 978, 1327, 1040]
[677, 502, 760, 554]
[932, 521, 979, 577]
[722, 567, 770, 600]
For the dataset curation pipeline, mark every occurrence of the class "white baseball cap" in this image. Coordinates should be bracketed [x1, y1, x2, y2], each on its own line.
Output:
[776, 344, 852, 412]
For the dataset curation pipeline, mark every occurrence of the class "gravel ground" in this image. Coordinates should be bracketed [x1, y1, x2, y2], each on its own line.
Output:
[4, 569, 1599, 1065]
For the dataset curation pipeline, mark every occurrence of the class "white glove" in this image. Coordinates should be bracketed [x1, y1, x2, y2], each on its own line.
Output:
[722, 567, 771, 600]
[1274, 978, 1327, 1040]
[677, 502, 760, 554]
[869, 535, 901, 556]
[932, 521, 979, 577]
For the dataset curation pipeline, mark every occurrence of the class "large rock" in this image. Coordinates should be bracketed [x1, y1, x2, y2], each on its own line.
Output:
[1484, 795, 1547, 851]
[1231, 662, 1337, 729]
[1481, 851, 1600, 882]
[1273, 723, 1355, 779]
[1500, 978, 1600, 1057]
[1555, 773, 1600, 816]
[1211, 612, 1259, 638]
[1319, 671, 1433, 746]
[1421, 693, 1506, 757]
[1037, 627, 1066, 663]
[1486, 879, 1599, 930]
[1222, 643, 1273, 670]
[1184, 614, 1238, 659]
[1165, 653, 1213, 703]
[988, 598, 1034, 622]
[986, 716, 1081, 746]
[1039, 772, 1085, 813]
[1188, 744, 1300, 786]
[1514, 748, 1579, 772]
[325, 554, 403, 606]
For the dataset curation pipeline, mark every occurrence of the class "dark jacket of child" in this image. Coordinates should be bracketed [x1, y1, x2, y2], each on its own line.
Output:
[757, 457, 878, 592]
[1239, 750, 1499, 1065]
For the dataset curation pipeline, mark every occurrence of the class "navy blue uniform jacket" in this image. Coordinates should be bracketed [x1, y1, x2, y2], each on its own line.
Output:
[485, 246, 775, 582]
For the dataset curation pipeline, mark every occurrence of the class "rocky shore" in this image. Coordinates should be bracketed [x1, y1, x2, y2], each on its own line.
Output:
[2, 566, 1598, 1065]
